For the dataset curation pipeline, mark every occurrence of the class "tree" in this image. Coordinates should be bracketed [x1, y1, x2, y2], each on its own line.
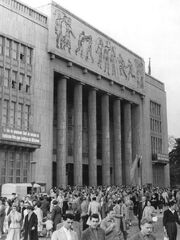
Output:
[169, 138, 180, 187]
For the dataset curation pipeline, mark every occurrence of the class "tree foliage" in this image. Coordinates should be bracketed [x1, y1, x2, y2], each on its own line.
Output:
[169, 138, 180, 186]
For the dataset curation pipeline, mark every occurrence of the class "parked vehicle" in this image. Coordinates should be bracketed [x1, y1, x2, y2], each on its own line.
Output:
[0, 183, 41, 199]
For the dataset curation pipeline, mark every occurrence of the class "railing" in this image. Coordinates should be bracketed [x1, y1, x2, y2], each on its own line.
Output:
[0, 0, 47, 25]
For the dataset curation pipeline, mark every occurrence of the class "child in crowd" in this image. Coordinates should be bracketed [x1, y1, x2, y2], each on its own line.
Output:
[43, 212, 53, 238]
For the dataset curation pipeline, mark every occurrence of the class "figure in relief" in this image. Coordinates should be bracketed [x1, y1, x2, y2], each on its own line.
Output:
[103, 41, 111, 75]
[75, 31, 94, 63]
[55, 11, 75, 54]
[96, 38, 104, 69]
[134, 59, 144, 88]
[126, 59, 135, 80]
[117, 54, 127, 79]
[110, 46, 116, 77]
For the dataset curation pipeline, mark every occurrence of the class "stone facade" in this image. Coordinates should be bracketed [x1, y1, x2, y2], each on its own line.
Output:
[0, 0, 169, 190]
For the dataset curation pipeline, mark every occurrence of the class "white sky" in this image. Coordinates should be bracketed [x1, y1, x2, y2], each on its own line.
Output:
[22, 0, 180, 137]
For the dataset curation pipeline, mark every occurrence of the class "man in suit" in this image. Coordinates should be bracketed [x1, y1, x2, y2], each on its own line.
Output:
[81, 213, 105, 240]
[137, 196, 146, 229]
[23, 205, 38, 240]
[163, 200, 180, 240]
[129, 217, 156, 240]
[51, 213, 78, 240]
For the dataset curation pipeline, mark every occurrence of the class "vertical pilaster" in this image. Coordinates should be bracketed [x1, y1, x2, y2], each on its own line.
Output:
[124, 102, 132, 185]
[113, 98, 122, 185]
[88, 88, 97, 186]
[74, 82, 82, 185]
[57, 76, 67, 187]
[101, 94, 110, 186]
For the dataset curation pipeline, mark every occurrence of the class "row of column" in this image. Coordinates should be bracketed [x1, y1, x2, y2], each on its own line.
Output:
[56, 76, 141, 187]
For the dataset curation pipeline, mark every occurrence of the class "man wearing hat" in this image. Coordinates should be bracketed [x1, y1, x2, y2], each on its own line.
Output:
[51, 200, 62, 230]
[23, 205, 38, 240]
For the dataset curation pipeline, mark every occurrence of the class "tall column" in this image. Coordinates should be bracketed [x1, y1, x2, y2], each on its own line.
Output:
[132, 104, 142, 185]
[74, 82, 83, 185]
[57, 76, 68, 187]
[123, 102, 132, 185]
[113, 98, 122, 185]
[101, 94, 110, 185]
[88, 88, 97, 186]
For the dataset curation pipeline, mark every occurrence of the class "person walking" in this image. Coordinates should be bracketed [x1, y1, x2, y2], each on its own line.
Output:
[23, 205, 38, 240]
[51, 213, 78, 240]
[129, 217, 156, 240]
[81, 213, 105, 240]
[163, 200, 180, 240]
[6, 204, 21, 240]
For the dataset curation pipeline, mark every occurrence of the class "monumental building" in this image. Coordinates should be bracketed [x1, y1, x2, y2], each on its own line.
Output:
[0, 0, 169, 190]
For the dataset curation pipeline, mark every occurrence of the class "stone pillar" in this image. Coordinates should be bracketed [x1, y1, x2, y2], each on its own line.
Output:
[57, 76, 68, 187]
[132, 104, 142, 185]
[123, 102, 132, 185]
[113, 98, 122, 185]
[88, 88, 97, 186]
[73, 82, 83, 185]
[101, 94, 110, 185]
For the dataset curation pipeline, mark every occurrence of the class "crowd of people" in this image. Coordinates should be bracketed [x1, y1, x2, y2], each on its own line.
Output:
[0, 185, 180, 240]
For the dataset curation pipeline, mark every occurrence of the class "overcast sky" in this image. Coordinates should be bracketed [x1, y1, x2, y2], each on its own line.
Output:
[22, 0, 180, 137]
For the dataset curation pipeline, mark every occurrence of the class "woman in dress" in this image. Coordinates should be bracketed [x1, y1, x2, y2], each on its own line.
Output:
[142, 200, 156, 220]
[6, 204, 21, 240]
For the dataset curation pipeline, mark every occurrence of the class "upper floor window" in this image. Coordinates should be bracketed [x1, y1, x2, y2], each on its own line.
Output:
[27, 47, 32, 64]
[24, 105, 30, 130]
[0, 66, 3, 85]
[26, 75, 31, 93]
[0, 36, 4, 55]
[10, 101, 16, 128]
[2, 100, 9, 126]
[19, 73, 24, 91]
[5, 39, 11, 58]
[20, 44, 26, 63]
[12, 42, 18, 60]
[12, 71, 17, 89]
[4, 68, 10, 88]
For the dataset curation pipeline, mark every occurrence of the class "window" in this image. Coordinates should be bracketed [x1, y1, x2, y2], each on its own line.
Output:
[12, 71, 17, 89]
[17, 103, 23, 129]
[4, 68, 10, 87]
[0, 36, 4, 55]
[23, 152, 30, 182]
[2, 100, 8, 126]
[16, 153, 21, 183]
[27, 47, 32, 64]
[12, 41, 18, 60]
[19, 73, 24, 91]
[20, 44, 25, 62]
[9, 152, 14, 182]
[0, 66, 3, 85]
[10, 101, 16, 127]
[24, 105, 30, 130]
[26, 75, 31, 93]
[1, 151, 7, 184]
[5, 39, 11, 57]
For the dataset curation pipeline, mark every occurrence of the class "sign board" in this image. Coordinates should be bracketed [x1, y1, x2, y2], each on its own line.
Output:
[0, 127, 40, 145]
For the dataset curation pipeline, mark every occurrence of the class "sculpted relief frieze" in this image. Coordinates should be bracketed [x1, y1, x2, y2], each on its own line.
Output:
[52, 9, 144, 90]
